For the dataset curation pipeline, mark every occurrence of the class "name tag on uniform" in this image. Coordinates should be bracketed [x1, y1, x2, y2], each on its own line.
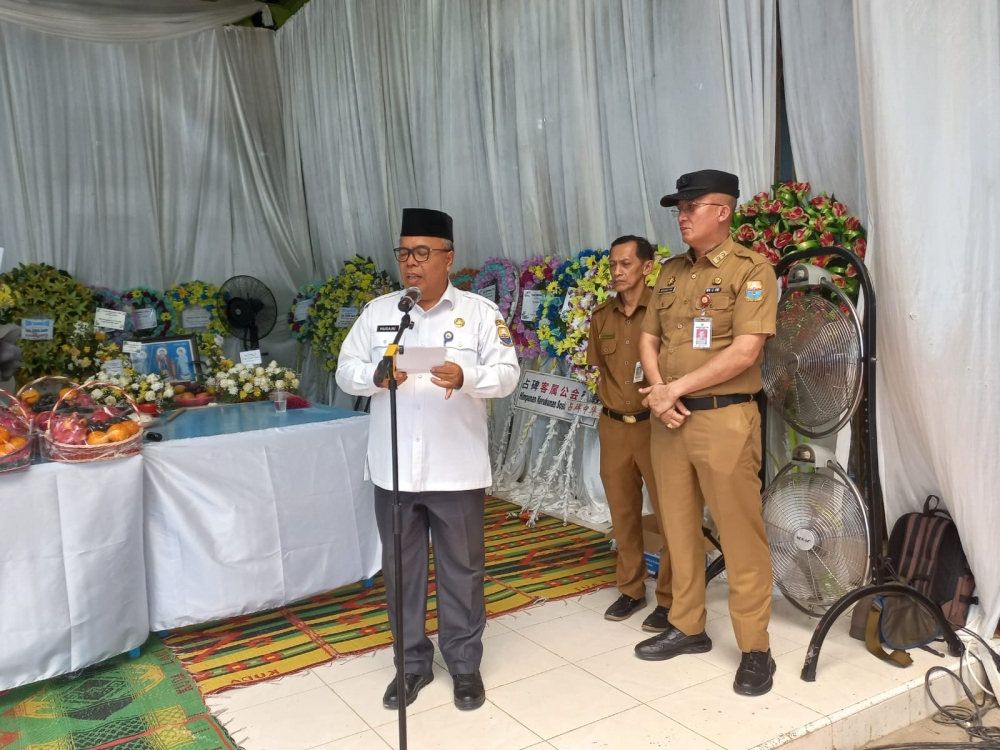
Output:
[633, 361, 644, 383]
[377, 325, 399, 332]
[693, 317, 712, 349]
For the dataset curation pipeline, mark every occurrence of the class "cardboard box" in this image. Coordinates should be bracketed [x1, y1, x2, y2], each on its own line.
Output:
[606, 513, 664, 575]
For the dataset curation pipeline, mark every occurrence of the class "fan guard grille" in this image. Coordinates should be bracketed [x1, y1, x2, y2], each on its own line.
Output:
[763, 291, 863, 437]
[763, 469, 870, 611]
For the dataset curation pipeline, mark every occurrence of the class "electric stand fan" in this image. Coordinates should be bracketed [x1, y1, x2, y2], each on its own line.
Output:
[763, 247, 961, 681]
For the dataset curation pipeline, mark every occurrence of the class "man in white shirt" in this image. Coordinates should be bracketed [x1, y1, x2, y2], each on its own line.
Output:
[336, 208, 520, 712]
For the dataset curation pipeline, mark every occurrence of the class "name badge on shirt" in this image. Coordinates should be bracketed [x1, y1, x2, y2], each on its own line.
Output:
[633, 361, 644, 383]
[693, 317, 712, 349]
[377, 325, 399, 332]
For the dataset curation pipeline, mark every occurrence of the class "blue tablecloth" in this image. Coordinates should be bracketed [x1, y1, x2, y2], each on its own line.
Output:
[152, 401, 363, 441]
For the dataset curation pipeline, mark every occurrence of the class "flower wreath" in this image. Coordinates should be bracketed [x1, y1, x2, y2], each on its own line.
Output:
[732, 181, 867, 300]
[449, 267, 480, 292]
[309, 256, 399, 372]
[288, 281, 323, 342]
[536, 249, 606, 361]
[512, 255, 563, 359]
[167, 280, 226, 337]
[471, 257, 518, 322]
[0, 263, 94, 384]
[88, 286, 135, 344]
[123, 286, 173, 338]
[0, 281, 15, 324]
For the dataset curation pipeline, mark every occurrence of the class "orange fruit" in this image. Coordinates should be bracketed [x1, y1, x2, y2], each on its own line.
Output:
[0, 426, 8, 443]
[87, 431, 110, 445]
[21, 389, 40, 405]
[0, 442, 12, 457]
[59, 387, 76, 400]
[106, 423, 130, 443]
[8, 436, 27, 451]
[123, 419, 140, 436]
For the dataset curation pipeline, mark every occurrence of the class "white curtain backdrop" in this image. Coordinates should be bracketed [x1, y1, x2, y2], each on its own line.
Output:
[0, 21, 309, 367]
[0, 0, 266, 43]
[277, 0, 778, 274]
[853, 0, 1000, 637]
[779, 0, 866, 222]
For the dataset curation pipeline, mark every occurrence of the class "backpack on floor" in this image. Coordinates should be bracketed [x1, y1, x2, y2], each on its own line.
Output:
[849, 495, 976, 666]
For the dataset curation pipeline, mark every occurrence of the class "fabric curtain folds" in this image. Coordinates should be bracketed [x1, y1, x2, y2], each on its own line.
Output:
[0, 0, 266, 43]
[277, 0, 779, 270]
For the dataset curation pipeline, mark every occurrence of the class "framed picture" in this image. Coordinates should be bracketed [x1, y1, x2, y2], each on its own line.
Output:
[134, 335, 200, 382]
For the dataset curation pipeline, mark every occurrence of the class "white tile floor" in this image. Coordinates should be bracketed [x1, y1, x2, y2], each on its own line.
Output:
[208, 578, 986, 750]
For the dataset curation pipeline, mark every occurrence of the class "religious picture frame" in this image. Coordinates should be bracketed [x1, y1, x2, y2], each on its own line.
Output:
[134, 335, 200, 382]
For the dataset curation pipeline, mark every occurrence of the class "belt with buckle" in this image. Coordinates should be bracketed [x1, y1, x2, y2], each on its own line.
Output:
[679, 394, 755, 411]
[601, 407, 651, 424]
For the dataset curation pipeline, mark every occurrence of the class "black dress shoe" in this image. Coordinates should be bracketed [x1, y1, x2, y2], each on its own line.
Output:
[382, 671, 434, 709]
[634, 625, 712, 661]
[734, 650, 776, 696]
[641, 605, 671, 632]
[604, 593, 647, 621]
[452, 671, 486, 711]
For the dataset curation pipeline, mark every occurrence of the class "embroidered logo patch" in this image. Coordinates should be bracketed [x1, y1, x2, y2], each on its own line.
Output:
[496, 324, 514, 347]
[745, 280, 764, 301]
[377, 325, 399, 332]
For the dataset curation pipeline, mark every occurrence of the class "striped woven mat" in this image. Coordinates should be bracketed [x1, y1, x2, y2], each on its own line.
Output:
[164, 497, 616, 694]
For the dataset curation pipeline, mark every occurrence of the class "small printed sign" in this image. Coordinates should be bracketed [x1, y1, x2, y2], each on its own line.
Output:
[478, 283, 498, 304]
[520, 290, 544, 322]
[104, 359, 124, 375]
[240, 349, 263, 365]
[293, 297, 314, 322]
[513, 369, 601, 428]
[133, 308, 157, 329]
[21, 318, 54, 341]
[335, 307, 359, 327]
[95, 308, 127, 331]
[123, 341, 142, 354]
[181, 306, 212, 330]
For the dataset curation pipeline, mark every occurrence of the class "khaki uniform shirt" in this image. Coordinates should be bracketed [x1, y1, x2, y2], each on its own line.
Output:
[640, 235, 777, 398]
[587, 287, 651, 414]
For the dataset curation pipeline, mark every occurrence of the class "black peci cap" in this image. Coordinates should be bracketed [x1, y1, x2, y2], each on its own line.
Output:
[400, 208, 454, 242]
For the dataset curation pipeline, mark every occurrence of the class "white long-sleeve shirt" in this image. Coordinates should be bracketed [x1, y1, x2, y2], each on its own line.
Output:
[336, 283, 520, 492]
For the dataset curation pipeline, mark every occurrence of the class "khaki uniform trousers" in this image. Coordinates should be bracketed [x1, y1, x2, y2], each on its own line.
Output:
[599, 414, 672, 607]
[650, 400, 771, 652]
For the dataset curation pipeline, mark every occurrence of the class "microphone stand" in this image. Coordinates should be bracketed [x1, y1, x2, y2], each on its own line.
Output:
[374, 309, 413, 750]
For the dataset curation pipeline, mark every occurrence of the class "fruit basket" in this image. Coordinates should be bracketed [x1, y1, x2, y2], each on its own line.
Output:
[0, 388, 33, 473]
[16, 376, 81, 433]
[42, 382, 143, 463]
[168, 382, 216, 408]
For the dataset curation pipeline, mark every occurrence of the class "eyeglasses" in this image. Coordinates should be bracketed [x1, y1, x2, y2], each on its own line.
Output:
[670, 202, 726, 217]
[393, 245, 451, 262]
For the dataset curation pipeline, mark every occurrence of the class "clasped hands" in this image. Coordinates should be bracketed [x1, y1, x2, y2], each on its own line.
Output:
[376, 361, 464, 400]
[638, 382, 691, 429]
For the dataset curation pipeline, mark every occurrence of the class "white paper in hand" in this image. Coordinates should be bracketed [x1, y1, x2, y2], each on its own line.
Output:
[395, 346, 446, 374]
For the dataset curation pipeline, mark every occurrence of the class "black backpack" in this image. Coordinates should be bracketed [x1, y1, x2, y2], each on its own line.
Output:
[850, 495, 976, 666]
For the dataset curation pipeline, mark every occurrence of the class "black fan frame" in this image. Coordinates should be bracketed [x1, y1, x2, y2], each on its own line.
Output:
[220, 275, 277, 351]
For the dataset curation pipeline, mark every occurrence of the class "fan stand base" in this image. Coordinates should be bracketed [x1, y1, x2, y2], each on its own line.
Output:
[799, 582, 964, 682]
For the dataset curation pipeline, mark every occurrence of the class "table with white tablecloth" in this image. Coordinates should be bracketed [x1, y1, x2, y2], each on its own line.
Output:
[0, 456, 149, 690]
[142, 402, 379, 631]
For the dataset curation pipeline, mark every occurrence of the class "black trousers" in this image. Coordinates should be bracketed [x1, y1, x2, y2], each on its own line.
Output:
[373, 486, 487, 675]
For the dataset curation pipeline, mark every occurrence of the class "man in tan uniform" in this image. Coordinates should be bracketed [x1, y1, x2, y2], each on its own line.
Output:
[634, 170, 779, 696]
[587, 235, 673, 632]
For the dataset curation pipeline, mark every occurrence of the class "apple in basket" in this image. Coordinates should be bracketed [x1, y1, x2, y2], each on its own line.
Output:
[52, 417, 87, 446]
[35, 410, 53, 431]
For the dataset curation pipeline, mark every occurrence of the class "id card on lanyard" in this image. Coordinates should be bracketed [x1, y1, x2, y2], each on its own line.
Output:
[693, 294, 712, 349]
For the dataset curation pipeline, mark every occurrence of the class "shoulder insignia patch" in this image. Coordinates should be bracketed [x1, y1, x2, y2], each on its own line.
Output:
[496, 324, 514, 347]
[745, 280, 764, 301]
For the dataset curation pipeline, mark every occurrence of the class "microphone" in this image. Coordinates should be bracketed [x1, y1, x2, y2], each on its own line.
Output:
[398, 286, 422, 312]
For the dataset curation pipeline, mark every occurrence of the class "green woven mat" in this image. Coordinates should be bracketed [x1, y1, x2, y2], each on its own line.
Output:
[0, 636, 237, 750]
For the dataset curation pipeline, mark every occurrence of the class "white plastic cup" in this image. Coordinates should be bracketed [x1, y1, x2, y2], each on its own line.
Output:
[271, 390, 288, 414]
